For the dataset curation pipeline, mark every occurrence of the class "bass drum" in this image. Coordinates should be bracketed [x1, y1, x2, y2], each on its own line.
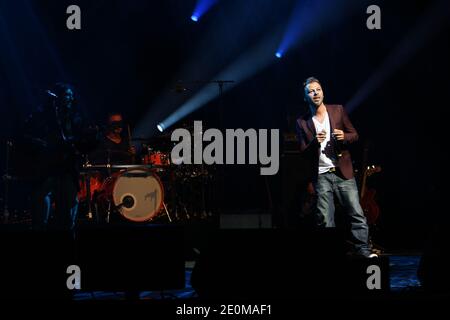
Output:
[101, 168, 164, 222]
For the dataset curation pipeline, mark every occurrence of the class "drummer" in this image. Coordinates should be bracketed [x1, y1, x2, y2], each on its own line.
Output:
[89, 113, 136, 164]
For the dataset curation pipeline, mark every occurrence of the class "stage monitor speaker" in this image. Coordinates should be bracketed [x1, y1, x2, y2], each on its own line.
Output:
[191, 228, 344, 299]
[191, 228, 389, 299]
[76, 224, 185, 292]
[0, 228, 74, 299]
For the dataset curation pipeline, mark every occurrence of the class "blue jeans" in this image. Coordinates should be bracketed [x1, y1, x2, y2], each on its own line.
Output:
[313, 171, 370, 254]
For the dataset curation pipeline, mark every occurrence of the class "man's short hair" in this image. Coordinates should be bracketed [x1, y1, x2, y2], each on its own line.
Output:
[302, 77, 322, 89]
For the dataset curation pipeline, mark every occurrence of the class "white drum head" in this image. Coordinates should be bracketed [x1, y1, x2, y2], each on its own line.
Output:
[112, 169, 164, 222]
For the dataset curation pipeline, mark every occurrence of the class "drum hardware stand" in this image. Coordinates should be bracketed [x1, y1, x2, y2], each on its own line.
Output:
[183, 206, 190, 220]
[106, 200, 112, 223]
[104, 150, 113, 224]
[162, 202, 172, 222]
[106, 149, 112, 176]
[84, 157, 94, 220]
[81, 157, 95, 220]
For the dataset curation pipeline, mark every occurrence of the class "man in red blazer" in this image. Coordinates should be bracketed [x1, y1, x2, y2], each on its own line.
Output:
[296, 77, 376, 258]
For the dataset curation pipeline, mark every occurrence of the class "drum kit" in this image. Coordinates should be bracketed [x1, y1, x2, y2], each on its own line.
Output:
[0, 128, 216, 225]
[77, 135, 215, 224]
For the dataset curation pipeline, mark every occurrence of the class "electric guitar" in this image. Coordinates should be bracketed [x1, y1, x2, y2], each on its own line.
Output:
[360, 164, 382, 225]
[357, 141, 382, 225]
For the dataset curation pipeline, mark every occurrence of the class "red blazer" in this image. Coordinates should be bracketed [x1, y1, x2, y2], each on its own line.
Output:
[296, 104, 358, 181]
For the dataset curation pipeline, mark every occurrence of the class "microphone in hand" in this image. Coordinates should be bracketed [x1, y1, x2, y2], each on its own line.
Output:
[316, 129, 327, 143]
[332, 129, 343, 157]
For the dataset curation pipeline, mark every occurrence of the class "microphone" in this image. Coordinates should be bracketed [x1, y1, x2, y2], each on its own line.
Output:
[46, 90, 58, 98]
[332, 132, 343, 158]
[116, 196, 135, 209]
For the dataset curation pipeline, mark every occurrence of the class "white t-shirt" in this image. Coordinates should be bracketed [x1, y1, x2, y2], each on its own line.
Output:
[312, 112, 337, 174]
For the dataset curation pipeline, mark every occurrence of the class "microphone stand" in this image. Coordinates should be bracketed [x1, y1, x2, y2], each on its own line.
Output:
[177, 80, 234, 129]
[208, 80, 234, 130]
[193, 80, 234, 221]
[175, 80, 234, 221]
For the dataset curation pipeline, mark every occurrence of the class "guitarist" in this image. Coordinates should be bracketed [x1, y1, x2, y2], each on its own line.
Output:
[296, 77, 376, 258]
[24, 82, 94, 230]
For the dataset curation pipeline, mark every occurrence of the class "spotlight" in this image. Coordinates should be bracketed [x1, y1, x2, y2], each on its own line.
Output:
[275, 52, 282, 59]
[157, 123, 165, 132]
[190, 0, 218, 23]
[153, 31, 280, 132]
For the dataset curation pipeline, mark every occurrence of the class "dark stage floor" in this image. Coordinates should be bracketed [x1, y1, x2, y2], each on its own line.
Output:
[70, 254, 422, 301]
[0, 222, 443, 302]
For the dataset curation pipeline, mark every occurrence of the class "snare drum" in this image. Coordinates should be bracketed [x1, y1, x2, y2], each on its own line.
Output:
[99, 168, 164, 222]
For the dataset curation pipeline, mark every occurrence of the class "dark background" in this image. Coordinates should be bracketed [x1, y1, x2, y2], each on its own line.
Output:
[1, 0, 449, 250]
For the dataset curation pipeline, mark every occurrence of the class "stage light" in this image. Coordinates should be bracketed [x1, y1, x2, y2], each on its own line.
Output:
[345, 0, 448, 113]
[191, 0, 218, 23]
[134, 1, 364, 140]
[155, 30, 281, 131]
[275, 52, 282, 58]
[157, 123, 165, 132]
[276, 0, 358, 58]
